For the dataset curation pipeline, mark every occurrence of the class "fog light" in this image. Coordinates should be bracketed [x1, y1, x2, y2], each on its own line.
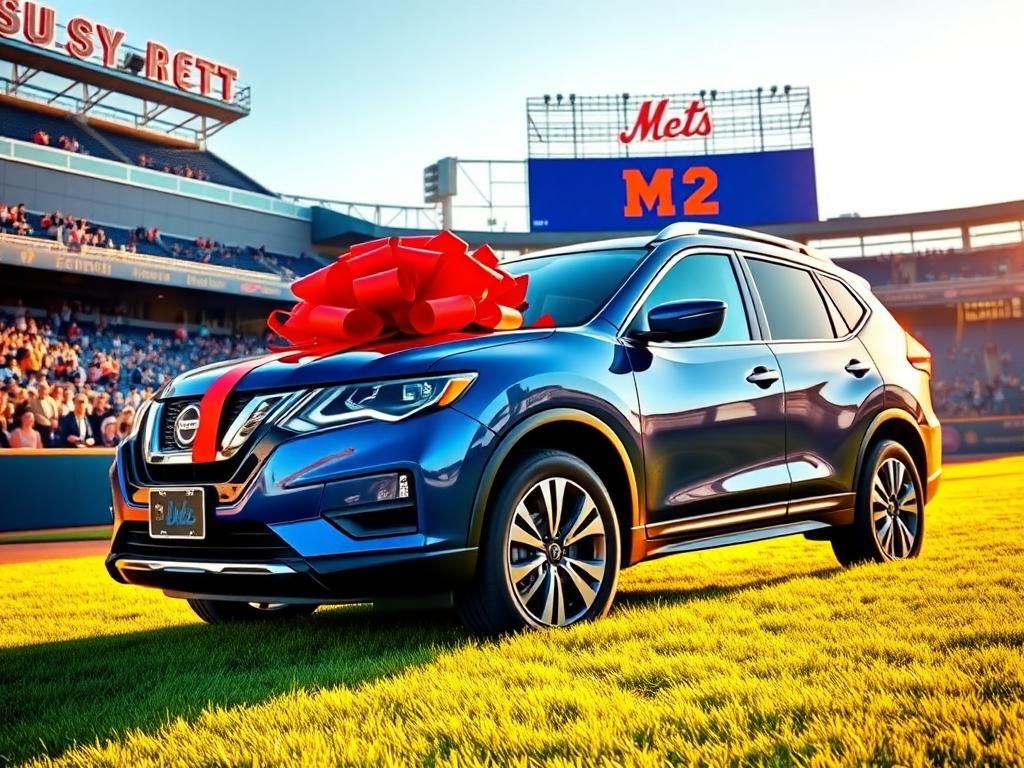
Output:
[323, 472, 412, 509]
[320, 471, 418, 539]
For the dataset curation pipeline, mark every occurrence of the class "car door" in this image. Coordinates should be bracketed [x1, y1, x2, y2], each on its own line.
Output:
[741, 255, 885, 513]
[624, 248, 791, 539]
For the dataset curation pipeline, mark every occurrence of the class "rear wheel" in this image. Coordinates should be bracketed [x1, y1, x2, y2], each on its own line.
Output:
[456, 450, 621, 635]
[187, 599, 319, 624]
[832, 439, 924, 567]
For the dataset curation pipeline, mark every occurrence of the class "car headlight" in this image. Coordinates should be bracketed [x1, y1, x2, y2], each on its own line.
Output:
[282, 373, 477, 433]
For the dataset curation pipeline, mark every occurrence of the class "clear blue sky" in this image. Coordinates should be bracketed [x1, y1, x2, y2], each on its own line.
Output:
[55, 0, 1024, 221]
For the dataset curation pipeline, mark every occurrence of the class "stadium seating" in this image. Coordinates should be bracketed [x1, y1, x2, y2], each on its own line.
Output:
[906, 317, 1024, 417]
[3, 204, 325, 276]
[90, 126, 272, 194]
[0, 99, 269, 193]
[841, 244, 1024, 287]
[0, 101, 118, 161]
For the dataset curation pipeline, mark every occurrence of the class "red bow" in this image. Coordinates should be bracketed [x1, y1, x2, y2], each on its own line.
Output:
[267, 231, 529, 348]
[191, 231, 532, 463]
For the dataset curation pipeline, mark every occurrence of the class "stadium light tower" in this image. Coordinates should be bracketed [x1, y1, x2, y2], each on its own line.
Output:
[423, 157, 458, 229]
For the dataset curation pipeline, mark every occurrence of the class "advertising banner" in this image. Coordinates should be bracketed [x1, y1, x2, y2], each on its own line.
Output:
[527, 148, 818, 232]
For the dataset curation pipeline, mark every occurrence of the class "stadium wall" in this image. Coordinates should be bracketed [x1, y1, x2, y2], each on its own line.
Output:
[0, 450, 114, 532]
[0, 157, 312, 255]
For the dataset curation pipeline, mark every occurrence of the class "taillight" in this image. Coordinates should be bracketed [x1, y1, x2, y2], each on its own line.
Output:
[905, 332, 932, 376]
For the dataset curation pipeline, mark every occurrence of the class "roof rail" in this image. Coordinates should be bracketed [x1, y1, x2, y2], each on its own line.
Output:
[651, 221, 827, 261]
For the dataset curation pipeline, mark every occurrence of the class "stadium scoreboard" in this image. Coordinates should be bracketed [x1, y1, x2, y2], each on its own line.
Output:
[526, 87, 818, 232]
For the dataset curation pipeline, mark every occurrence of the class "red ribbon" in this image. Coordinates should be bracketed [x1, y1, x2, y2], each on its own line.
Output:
[191, 231, 530, 463]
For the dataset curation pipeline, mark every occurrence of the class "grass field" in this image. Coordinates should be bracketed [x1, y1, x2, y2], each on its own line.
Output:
[1, 457, 1023, 767]
[0, 527, 112, 545]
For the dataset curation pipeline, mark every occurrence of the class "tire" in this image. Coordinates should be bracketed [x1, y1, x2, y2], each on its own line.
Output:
[187, 599, 319, 624]
[832, 439, 925, 567]
[456, 449, 621, 635]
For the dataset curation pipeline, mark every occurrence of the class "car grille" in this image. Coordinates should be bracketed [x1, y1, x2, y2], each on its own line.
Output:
[158, 400, 193, 452]
[114, 521, 297, 562]
[157, 396, 251, 453]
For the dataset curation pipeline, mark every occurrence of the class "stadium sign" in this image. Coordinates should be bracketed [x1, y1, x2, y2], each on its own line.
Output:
[0, 0, 239, 101]
[619, 98, 712, 144]
[1, 238, 289, 299]
[525, 87, 818, 232]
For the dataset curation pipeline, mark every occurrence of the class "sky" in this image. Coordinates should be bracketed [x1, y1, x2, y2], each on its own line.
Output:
[39, 0, 1024, 225]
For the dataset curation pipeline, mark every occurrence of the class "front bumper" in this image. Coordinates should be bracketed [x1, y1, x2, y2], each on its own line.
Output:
[108, 406, 495, 602]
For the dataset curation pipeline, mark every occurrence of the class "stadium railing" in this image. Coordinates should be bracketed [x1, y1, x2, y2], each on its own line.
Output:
[0, 136, 311, 221]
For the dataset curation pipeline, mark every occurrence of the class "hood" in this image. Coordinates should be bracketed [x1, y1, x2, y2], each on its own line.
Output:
[161, 329, 554, 399]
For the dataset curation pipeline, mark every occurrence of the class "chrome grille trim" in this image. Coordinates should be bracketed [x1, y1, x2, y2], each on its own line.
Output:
[143, 391, 305, 465]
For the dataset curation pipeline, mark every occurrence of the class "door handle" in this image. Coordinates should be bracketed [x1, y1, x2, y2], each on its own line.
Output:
[844, 359, 872, 378]
[746, 365, 780, 388]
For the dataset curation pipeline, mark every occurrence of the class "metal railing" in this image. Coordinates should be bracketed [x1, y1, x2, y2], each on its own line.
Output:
[281, 195, 440, 229]
[0, 136, 310, 220]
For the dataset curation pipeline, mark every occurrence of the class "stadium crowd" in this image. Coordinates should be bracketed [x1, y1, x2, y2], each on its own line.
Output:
[32, 129, 86, 154]
[929, 343, 1023, 418]
[0, 302, 271, 450]
[136, 153, 212, 181]
[0, 200, 302, 274]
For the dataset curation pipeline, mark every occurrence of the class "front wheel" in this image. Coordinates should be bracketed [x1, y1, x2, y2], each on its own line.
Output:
[187, 599, 319, 624]
[832, 439, 925, 567]
[456, 449, 621, 635]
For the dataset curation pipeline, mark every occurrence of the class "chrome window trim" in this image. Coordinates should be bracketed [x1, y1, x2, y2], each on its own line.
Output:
[739, 252, 873, 344]
[616, 246, 759, 348]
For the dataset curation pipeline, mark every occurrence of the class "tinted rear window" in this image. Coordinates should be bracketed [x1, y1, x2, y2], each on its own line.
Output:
[504, 249, 645, 326]
[747, 258, 835, 340]
[820, 274, 867, 333]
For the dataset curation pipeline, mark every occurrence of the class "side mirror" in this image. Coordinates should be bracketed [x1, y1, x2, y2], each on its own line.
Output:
[631, 299, 726, 343]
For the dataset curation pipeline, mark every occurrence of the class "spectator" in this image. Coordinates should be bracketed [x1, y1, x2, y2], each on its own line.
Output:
[0, 389, 10, 448]
[89, 392, 111, 437]
[29, 381, 59, 447]
[116, 406, 135, 441]
[9, 410, 42, 448]
[99, 415, 120, 447]
[32, 130, 50, 146]
[59, 393, 95, 448]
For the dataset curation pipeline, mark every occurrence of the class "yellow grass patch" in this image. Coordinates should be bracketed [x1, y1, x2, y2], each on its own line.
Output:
[2, 456, 1023, 766]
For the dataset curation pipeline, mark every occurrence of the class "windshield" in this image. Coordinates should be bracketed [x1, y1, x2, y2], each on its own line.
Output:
[503, 248, 646, 326]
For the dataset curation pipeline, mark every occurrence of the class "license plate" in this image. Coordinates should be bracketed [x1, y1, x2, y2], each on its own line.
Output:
[149, 488, 206, 539]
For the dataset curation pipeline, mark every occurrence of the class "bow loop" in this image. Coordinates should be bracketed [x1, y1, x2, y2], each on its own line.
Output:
[269, 230, 530, 347]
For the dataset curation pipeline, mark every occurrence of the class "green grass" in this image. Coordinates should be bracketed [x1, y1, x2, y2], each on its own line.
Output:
[0, 527, 112, 545]
[1, 457, 1023, 766]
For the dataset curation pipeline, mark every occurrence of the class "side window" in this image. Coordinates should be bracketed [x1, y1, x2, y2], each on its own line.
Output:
[746, 258, 835, 340]
[820, 274, 867, 333]
[630, 253, 750, 343]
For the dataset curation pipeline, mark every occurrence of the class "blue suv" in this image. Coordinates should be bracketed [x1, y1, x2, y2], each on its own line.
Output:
[107, 223, 942, 633]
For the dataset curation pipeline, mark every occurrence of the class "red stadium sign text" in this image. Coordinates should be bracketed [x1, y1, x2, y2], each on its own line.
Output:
[619, 98, 712, 145]
[0, 0, 239, 102]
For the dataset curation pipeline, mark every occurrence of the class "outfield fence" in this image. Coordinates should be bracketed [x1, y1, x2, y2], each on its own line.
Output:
[0, 449, 114, 532]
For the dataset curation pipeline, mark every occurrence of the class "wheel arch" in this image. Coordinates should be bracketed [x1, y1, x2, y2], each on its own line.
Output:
[467, 408, 644, 568]
[855, 409, 928, 496]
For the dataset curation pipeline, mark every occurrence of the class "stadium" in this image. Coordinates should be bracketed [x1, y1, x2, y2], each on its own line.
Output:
[2, 3, 1023, 766]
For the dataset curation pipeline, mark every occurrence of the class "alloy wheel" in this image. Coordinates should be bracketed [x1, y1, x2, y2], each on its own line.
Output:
[505, 476, 608, 627]
[871, 457, 920, 559]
